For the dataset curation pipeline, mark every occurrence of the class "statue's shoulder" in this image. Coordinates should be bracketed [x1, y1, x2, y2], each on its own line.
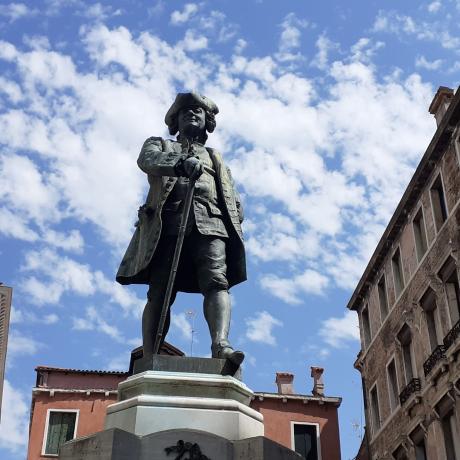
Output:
[143, 136, 164, 146]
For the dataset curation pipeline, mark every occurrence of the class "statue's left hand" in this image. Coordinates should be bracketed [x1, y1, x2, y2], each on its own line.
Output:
[183, 156, 203, 180]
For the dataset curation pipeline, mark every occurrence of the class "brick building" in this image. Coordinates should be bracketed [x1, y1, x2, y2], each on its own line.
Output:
[349, 86, 460, 459]
[27, 351, 341, 460]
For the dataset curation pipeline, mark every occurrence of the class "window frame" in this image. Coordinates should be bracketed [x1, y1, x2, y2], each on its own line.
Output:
[429, 172, 449, 233]
[290, 421, 322, 460]
[437, 255, 460, 328]
[369, 382, 381, 437]
[391, 246, 405, 300]
[386, 355, 400, 413]
[361, 304, 372, 349]
[377, 274, 389, 322]
[41, 408, 79, 457]
[412, 206, 428, 263]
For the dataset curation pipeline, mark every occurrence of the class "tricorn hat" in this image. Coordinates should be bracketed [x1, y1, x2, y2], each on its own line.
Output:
[164, 92, 219, 134]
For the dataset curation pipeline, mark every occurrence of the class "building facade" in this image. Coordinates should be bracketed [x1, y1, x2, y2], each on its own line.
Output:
[0, 284, 12, 422]
[27, 360, 341, 460]
[349, 86, 460, 460]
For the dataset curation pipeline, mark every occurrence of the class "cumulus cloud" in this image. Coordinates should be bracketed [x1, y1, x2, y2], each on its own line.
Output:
[0, 21, 435, 309]
[319, 310, 360, 348]
[245, 311, 283, 345]
[171, 312, 193, 342]
[276, 12, 309, 62]
[7, 330, 43, 356]
[0, 3, 35, 22]
[415, 55, 443, 70]
[170, 3, 199, 25]
[0, 381, 29, 452]
[20, 248, 143, 315]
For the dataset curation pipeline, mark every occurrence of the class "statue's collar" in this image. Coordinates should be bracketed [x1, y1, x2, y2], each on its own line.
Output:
[177, 134, 206, 147]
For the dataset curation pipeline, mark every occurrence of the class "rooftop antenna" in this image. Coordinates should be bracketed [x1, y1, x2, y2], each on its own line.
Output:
[186, 309, 196, 357]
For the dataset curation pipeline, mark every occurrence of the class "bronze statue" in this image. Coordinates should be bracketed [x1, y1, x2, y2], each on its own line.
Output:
[117, 93, 246, 365]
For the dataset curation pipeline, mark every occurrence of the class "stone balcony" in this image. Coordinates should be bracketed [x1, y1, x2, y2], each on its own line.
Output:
[399, 378, 421, 405]
[443, 319, 460, 350]
[423, 345, 446, 377]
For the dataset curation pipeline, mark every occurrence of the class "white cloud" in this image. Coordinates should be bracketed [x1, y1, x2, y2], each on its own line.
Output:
[0, 24, 436, 307]
[311, 33, 338, 70]
[20, 248, 143, 315]
[276, 12, 309, 62]
[260, 270, 329, 304]
[319, 310, 360, 348]
[0, 380, 29, 452]
[179, 30, 208, 52]
[372, 9, 460, 49]
[72, 306, 125, 343]
[171, 312, 193, 341]
[7, 330, 42, 356]
[427, 1, 441, 12]
[0, 3, 35, 22]
[415, 55, 443, 70]
[245, 311, 282, 346]
[170, 3, 199, 25]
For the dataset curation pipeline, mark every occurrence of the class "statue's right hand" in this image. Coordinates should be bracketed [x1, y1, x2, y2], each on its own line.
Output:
[182, 157, 203, 180]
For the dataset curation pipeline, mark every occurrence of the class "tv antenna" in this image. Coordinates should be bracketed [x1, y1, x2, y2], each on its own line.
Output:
[186, 309, 196, 357]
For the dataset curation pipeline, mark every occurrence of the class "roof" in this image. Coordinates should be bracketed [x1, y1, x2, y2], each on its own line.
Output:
[35, 366, 128, 376]
[347, 86, 460, 311]
[253, 391, 342, 406]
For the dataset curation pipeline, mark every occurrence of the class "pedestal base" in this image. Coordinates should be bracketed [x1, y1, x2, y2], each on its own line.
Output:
[59, 428, 303, 460]
[104, 371, 264, 441]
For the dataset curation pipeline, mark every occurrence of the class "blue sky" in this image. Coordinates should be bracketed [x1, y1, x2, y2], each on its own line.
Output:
[0, 1, 459, 459]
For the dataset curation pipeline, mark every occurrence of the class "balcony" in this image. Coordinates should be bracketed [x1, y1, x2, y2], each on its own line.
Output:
[399, 378, 421, 405]
[423, 345, 446, 376]
[443, 319, 460, 350]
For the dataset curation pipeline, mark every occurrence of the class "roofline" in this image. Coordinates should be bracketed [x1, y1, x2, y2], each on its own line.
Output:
[253, 391, 342, 406]
[348, 86, 460, 311]
[35, 366, 128, 376]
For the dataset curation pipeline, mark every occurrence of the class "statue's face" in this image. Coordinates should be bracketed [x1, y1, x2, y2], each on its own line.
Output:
[178, 105, 206, 136]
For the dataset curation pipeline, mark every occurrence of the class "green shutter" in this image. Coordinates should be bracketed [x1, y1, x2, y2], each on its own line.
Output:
[45, 412, 77, 455]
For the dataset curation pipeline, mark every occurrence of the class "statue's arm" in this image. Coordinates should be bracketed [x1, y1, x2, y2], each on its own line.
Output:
[226, 166, 244, 223]
[137, 137, 185, 177]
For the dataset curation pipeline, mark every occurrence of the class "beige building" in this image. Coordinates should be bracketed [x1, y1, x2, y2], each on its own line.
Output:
[0, 284, 12, 422]
[349, 86, 460, 460]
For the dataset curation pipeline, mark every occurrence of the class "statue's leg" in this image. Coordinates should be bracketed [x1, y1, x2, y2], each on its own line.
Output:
[142, 236, 177, 358]
[194, 234, 244, 365]
[142, 284, 176, 358]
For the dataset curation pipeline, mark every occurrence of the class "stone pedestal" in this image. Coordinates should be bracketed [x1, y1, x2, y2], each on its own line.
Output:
[59, 428, 303, 460]
[104, 370, 264, 440]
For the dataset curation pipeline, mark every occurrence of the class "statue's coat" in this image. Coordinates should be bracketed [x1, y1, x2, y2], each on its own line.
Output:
[116, 136, 246, 293]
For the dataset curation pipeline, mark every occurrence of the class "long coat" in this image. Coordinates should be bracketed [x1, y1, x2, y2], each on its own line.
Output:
[116, 136, 247, 292]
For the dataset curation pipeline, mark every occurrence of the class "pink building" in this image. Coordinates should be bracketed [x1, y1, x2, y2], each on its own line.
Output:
[27, 348, 341, 460]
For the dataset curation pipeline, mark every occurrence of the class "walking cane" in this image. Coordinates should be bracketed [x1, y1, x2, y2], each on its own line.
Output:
[152, 173, 197, 355]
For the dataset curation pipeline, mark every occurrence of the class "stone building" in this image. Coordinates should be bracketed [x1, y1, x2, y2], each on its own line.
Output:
[0, 284, 12, 421]
[27, 352, 341, 460]
[349, 86, 460, 460]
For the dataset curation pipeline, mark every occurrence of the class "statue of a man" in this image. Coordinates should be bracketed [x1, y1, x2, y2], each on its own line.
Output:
[117, 93, 246, 365]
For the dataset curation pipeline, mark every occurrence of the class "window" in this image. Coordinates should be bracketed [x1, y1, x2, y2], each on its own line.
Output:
[410, 425, 427, 460]
[413, 208, 428, 262]
[420, 288, 441, 352]
[386, 359, 399, 412]
[438, 257, 460, 327]
[430, 174, 448, 232]
[42, 410, 78, 456]
[441, 411, 460, 460]
[370, 384, 380, 435]
[392, 445, 408, 460]
[397, 324, 415, 384]
[392, 248, 404, 298]
[361, 305, 371, 348]
[378, 275, 389, 321]
[291, 423, 320, 460]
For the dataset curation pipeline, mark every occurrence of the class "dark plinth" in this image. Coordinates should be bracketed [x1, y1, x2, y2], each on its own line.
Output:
[59, 428, 302, 460]
[133, 354, 242, 380]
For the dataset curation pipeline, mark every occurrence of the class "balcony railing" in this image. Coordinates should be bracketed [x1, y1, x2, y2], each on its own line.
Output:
[443, 319, 460, 350]
[399, 378, 421, 405]
[423, 345, 446, 376]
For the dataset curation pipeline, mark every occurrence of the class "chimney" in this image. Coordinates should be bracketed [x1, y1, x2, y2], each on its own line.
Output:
[311, 366, 324, 396]
[429, 86, 454, 126]
[275, 372, 294, 395]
